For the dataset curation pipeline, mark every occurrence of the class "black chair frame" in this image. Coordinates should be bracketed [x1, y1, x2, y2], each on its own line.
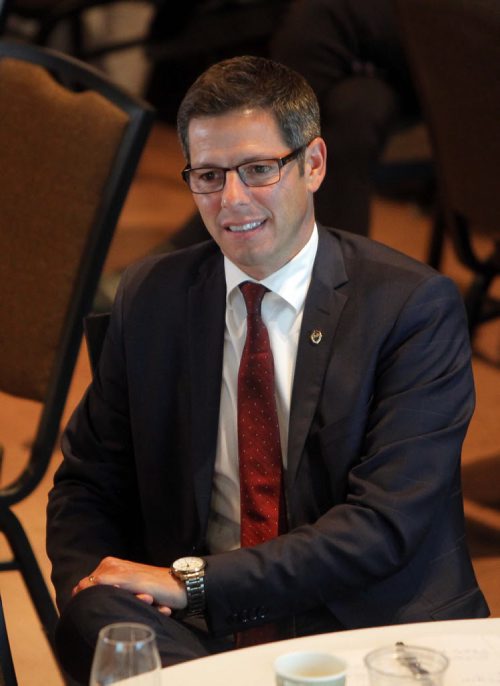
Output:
[453, 214, 500, 335]
[0, 38, 154, 657]
[0, 595, 17, 686]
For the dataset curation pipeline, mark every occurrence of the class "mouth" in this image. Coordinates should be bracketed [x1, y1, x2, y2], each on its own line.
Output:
[225, 219, 266, 233]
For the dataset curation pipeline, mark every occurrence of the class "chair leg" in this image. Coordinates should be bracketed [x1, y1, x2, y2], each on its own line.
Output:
[0, 507, 58, 654]
[464, 272, 494, 339]
[427, 210, 445, 270]
[0, 594, 18, 686]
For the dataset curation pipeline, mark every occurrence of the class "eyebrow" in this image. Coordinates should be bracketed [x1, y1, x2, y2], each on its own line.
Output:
[190, 152, 287, 168]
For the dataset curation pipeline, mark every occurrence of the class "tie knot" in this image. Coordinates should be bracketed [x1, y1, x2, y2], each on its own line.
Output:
[239, 281, 268, 316]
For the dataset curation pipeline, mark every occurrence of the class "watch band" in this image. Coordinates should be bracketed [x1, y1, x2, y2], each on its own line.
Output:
[184, 572, 206, 616]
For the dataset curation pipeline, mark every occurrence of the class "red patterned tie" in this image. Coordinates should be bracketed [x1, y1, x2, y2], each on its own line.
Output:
[236, 281, 286, 647]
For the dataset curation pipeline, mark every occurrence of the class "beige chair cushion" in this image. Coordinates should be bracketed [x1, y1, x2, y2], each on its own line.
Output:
[0, 57, 128, 401]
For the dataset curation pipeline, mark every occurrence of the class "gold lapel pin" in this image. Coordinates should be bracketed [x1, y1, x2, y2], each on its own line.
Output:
[310, 329, 323, 345]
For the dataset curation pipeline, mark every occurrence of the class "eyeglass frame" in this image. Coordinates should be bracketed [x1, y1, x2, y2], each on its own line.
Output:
[181, 144, 307, 194]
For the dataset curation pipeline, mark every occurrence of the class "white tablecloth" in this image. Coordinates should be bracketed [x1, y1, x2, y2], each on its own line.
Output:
[159, 618, 500, 685]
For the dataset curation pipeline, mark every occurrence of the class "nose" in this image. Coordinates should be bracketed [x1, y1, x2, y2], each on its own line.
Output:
[220, 169, 250, 207]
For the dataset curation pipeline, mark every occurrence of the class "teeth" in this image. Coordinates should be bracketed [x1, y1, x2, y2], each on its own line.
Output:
[228, 220, 263, 232]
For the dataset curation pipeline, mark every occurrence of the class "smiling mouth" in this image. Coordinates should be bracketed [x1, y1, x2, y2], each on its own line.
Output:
[226, 220, 265, 233]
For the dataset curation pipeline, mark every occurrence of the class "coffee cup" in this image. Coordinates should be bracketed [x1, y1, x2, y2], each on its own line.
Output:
[274, 651, 347, 686]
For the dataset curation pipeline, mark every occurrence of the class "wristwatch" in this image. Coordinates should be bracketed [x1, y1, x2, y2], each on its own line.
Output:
[171, 556, 206, 616]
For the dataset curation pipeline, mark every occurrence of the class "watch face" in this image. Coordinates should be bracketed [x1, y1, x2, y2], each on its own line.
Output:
[173, 557, 205, 574]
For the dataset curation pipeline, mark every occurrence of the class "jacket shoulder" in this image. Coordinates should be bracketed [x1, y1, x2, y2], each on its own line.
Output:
[320, 225, 437, 281]
[116, 239, 222, 301]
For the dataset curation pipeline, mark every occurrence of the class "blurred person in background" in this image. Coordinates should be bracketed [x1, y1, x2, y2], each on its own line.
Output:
[272, 0, 421, 235]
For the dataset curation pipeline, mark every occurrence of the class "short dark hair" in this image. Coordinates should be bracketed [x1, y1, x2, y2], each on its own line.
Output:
[177, 55, 321, 163]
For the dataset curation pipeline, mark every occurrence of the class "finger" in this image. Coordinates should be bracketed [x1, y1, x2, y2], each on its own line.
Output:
[157, 606, 172, 616]
[136, 593, 155, 605]
[72, 573, 98, 596]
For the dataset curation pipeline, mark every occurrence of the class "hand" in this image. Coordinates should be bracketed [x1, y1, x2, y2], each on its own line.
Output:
[72, 556, 187, 615]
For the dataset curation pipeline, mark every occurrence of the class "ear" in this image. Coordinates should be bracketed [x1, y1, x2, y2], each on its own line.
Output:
[305, 137, 327, 193]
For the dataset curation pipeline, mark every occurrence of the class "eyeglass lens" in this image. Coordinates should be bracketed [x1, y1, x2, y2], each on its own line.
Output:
[188, 159, 281, 193]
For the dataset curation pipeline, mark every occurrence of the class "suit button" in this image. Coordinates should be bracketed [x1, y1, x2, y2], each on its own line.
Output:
[258, 606, 268, 619]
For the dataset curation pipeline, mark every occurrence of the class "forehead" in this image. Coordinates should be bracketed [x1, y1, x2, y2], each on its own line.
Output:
[187, 108, 287, 165]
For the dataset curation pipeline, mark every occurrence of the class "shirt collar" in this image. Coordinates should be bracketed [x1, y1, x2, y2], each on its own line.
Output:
[224, 224, 318, 312]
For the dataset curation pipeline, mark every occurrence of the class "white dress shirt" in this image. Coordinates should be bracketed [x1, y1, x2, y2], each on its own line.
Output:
[206, 225, 319, 553]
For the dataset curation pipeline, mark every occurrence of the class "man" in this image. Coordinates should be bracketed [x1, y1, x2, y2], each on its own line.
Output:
[272, 0, 422, 236]
[47, 56, 488, 684]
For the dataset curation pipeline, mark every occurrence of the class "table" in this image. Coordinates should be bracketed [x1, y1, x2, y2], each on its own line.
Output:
[160, 618, 500, 685]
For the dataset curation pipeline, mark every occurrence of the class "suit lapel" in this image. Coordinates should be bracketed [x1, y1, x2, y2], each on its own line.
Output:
[187, 249, 226, 539]
[185, 229, 349, 532]
[286, 227, 349, 489]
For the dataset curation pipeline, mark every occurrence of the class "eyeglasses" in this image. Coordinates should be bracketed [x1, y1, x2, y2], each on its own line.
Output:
[181, 145, 306, 194]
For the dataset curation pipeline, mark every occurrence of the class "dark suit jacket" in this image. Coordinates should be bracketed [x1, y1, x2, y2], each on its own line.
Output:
[47, 226, 489, 634]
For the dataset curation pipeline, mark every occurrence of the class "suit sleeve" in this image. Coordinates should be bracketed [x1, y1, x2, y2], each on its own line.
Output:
[46, 270, 141, 611]
[203, 273, 476, 633]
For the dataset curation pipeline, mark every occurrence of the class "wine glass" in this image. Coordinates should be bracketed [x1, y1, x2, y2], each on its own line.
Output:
[89, 622, 162, 685]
